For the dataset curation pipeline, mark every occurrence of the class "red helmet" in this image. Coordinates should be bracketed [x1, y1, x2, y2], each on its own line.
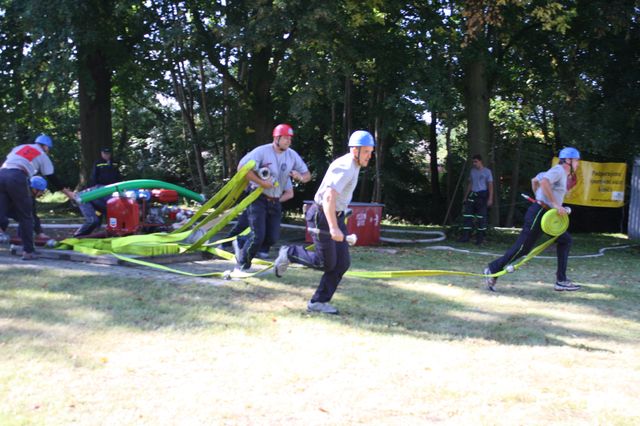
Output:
[272, 124, 294, 138]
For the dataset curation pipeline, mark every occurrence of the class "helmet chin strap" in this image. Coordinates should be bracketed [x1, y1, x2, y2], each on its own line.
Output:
[568, 159, 576, 177]
[354, 147, 362, 164]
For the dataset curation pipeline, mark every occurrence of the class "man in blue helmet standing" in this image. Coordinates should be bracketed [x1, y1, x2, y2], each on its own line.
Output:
[0, 134, 58, 259]
[273, 130, 376, 314]
[484, 147, 582, 292]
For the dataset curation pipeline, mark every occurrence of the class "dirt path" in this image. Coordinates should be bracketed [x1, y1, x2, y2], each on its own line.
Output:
[0, 245, 231, 286]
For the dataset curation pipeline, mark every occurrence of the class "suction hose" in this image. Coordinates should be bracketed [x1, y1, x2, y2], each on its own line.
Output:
[78, 180, 205, 204]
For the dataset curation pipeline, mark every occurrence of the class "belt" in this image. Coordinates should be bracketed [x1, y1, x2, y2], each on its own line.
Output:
[262, 194, 280, 202]
[1, 165, 30, 176]
[314, 203, 349, 218]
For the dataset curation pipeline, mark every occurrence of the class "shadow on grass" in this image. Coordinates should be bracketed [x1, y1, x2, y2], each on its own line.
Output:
[274, 233, 639, 350]
[0, 268, 277, 334]
[1, 230, 637, 355]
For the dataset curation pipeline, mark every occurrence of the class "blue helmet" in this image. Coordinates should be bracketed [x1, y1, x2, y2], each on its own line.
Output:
[348, 130, 375, 147]
[559, 147, 580, 159]
[35, 134, 53, 148]
[30, 176, 48, 191]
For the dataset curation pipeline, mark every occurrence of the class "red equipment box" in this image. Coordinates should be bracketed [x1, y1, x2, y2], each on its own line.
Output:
[107, 196, 140, 236]
[303, 201, 384, 246]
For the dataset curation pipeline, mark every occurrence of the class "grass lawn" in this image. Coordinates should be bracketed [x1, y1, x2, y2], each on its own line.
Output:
[1, 231, 639, 425]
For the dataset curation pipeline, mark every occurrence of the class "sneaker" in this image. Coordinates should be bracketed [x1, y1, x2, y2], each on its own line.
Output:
[307, 300, 339, 315]
[255, 251, 270, 260]
[22, 252, 38, 261]
[484, 267, 497, 292]
[274, 246, 290, 278]
[554, 280, 581, 291]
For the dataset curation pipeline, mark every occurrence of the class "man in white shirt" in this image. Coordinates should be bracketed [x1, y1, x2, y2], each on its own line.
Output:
[273, 130, 375, 315]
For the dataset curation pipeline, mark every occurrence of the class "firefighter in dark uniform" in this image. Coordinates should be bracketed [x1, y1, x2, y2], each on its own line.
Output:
[458, 154, 494, 245]
[0, 134, 60, 259]
[90, 147, 122, 186]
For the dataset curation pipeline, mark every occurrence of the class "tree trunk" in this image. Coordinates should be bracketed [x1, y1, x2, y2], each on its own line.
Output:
[463, 58, 490, 161]
[552, 111, 561, 153]
[506, 136, 523, 227]
[171, 66, 208, 191]
[342, 75, 352, 150]
[429, 111, 441, 198]
[489, 123, 500, 227]
[116, 107, 128, 160]
[199, 60, 226, 177]
[78, 47, 113, 188]
[222, 48, 234, 177]
[372, 90, 385, 203]
[331, 102, 339, 157]
[248, 47, 274, 146]
[445, 124, 453, 221]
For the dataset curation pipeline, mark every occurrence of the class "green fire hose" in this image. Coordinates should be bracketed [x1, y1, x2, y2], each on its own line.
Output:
[78, 179, 205, 204]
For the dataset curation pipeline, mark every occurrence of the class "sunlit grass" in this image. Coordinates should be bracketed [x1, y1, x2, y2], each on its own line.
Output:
[1, 231, 640, 424]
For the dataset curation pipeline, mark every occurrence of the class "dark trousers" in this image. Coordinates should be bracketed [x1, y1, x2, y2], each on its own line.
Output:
[225, 190, 250, 245]
[288, 203, 351, 303]
[238, 195, 281, 268]
[488, 203, 572, 282]
[462, 190, 488, 242]
[225, 209, 269, 252]
[0, 169, 35, 253]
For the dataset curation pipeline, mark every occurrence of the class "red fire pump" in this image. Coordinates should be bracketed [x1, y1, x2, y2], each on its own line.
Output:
[106, 189, 193, 236]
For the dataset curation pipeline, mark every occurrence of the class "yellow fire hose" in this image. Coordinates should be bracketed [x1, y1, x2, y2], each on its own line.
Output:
[55, 167, 571, 281]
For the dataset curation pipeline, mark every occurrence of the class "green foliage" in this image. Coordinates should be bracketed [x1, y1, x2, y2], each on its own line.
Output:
[1, 0, 638, 226]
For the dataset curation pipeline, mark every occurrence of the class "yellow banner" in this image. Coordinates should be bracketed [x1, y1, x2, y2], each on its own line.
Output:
[551, 158, 627, 207]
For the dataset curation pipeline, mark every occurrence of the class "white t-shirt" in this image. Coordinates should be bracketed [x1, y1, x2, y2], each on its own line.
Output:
[314, 153, 360, 212]
[535, 164, 567, 206]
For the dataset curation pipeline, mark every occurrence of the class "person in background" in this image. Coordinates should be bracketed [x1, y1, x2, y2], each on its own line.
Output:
[234, 124, 310, 272]
[0, 134, 60, 260]
[0, 176, 51, 244]
[458, 154, 494, 245]
[61, 187, 109, 237]
[273, 130, 375, 315]
[90, 147, 122, 186]
[484, 147, 581, 292]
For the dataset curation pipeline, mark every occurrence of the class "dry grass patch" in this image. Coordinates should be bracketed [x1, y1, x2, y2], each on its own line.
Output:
[1, 234, 640, 425]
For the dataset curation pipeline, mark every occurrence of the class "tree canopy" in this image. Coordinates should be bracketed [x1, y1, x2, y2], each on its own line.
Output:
[1, 0, 638, 227]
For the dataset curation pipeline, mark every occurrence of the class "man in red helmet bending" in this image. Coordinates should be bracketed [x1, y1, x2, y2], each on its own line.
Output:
[234, 124, 311, 272]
